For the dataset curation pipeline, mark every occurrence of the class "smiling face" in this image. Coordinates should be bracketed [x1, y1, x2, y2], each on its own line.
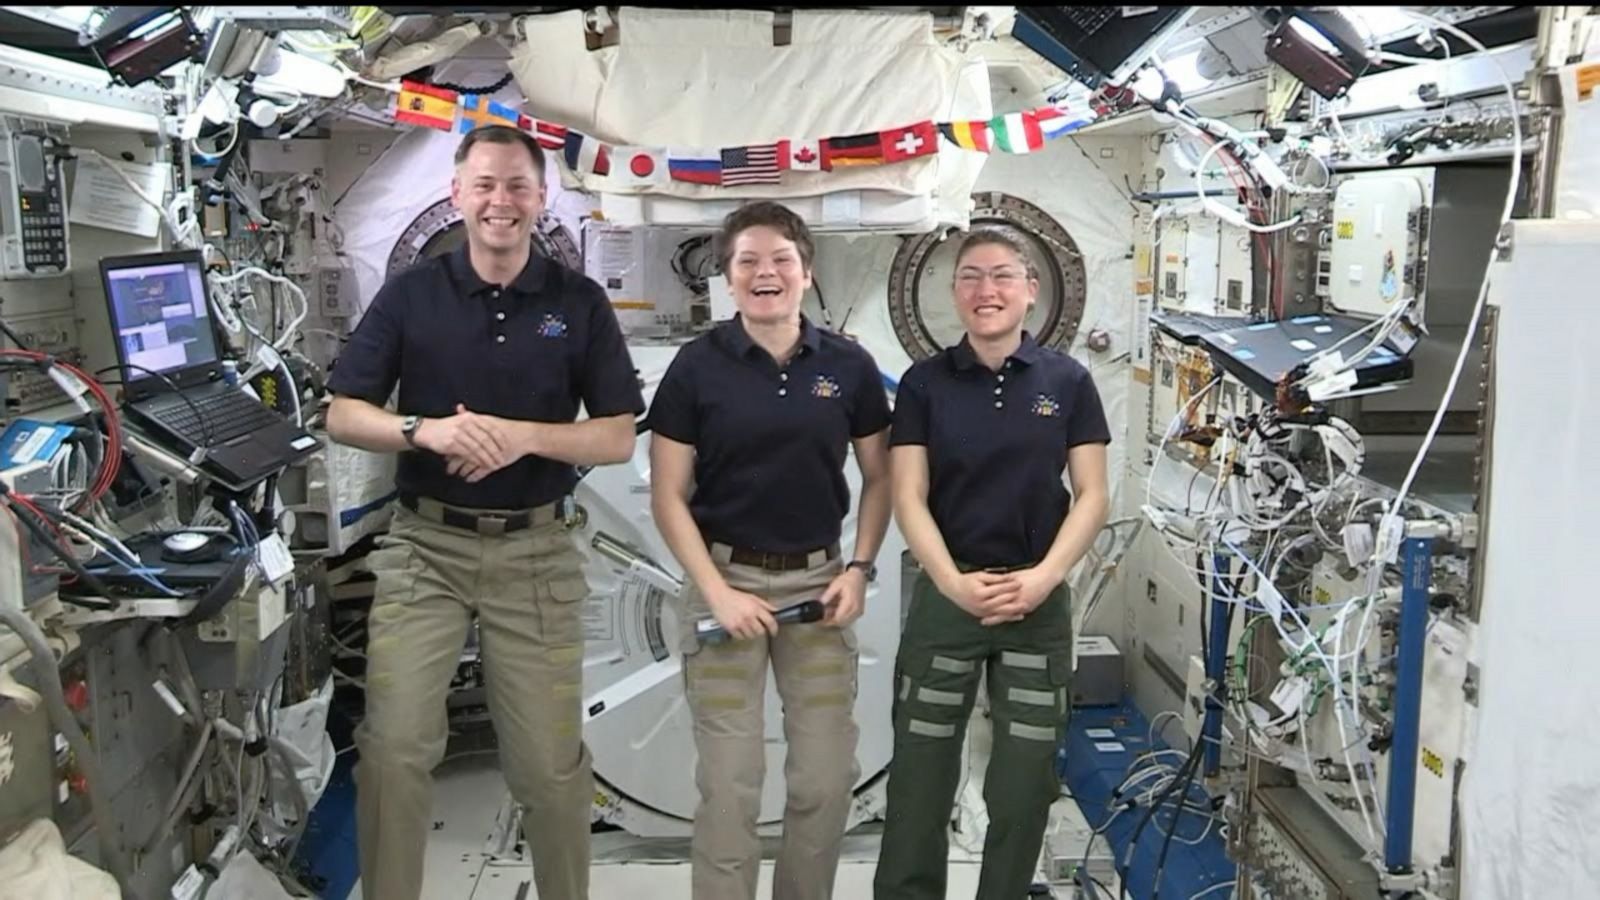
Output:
[451, 138, 547, 257]
[727, 225, 813, 325]
[952, 240, 1037, 341]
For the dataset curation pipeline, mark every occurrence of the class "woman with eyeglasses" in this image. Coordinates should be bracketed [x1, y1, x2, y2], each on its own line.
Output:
[873, 227, 1111, 899]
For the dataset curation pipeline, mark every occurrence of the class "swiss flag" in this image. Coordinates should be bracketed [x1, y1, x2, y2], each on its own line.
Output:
[881, 121, 937, 163]
[785, 138, 822, 171]
[615, 147, 666, 186]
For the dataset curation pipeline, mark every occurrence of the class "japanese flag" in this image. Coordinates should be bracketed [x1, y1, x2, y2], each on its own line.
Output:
[615, 147, 667, 187]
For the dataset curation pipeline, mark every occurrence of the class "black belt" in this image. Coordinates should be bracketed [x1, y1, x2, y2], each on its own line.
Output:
[717, 542, 840, 572]
[955, 560, 1038, 574]
[399, 493, 562, 535]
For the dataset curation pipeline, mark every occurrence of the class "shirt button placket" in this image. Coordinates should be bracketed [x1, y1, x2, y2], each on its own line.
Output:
[779, 370, 788, 398]
[994, 370, 1005, 409]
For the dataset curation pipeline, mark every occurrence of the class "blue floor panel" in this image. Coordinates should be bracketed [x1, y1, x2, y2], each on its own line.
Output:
[1059, 702, 1235, 899]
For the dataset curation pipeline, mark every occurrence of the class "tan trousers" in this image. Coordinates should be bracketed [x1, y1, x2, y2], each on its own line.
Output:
[680, 545, 862, 900]
[355, 503, 592, 900]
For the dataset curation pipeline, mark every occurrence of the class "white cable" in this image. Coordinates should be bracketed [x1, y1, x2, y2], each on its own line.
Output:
[81, 149, 196, 247]
[279, 360, 304, 427]
[1192, 139, 1302, 234]
[1377, 10, 1521, 525]
[213, 266, 310, 352]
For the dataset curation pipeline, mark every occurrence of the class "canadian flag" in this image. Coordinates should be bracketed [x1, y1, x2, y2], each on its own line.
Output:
[785, 138, 822, 172]
[614, 146, 667, 187]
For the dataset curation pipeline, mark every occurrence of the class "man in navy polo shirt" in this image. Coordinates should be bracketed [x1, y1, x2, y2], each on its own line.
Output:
[874, 227, 1111, 899]
[325, 124, 644, 900]
[649, 201, 892, 900]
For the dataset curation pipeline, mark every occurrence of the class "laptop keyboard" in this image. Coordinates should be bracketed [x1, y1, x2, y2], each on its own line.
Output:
[144, 391, 282, 446]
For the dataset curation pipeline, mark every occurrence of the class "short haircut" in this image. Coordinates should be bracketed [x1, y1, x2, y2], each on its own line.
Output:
[716, 200, 816, 273]
[954, 227, 1040, 280]
[454, 124, 546, 179]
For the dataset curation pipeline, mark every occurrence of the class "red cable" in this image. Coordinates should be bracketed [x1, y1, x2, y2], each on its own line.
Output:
[0, 349, 122, 505]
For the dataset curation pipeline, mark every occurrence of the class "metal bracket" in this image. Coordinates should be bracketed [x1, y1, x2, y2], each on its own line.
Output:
[1380, 869, 1427, 893]
[1494, 221, 1515, 262]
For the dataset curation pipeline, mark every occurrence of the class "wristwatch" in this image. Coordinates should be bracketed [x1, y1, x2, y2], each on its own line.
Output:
[845, 559, 878, 582]
[401, 415, 423, 447]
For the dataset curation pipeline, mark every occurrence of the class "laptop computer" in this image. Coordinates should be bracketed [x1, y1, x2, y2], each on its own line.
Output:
[99, 250, 321, 489]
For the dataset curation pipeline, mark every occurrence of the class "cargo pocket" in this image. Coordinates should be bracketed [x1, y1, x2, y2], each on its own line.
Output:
[1048, 650, 1074, 722]
[368, 538, 421, 608]
[539, 572, 589, 649]
[894, 646, 980, 744]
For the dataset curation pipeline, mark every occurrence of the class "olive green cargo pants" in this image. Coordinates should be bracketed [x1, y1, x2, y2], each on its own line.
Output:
[873, 569, 1072, 900]
[355, 502, 592, 900]
[680, 544, 862, 900]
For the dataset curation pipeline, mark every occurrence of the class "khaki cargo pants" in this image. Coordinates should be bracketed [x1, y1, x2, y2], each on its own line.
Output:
[354, 502, 592, 900]
[680, 544, 862, 900]
[874, 569, 1072, 900]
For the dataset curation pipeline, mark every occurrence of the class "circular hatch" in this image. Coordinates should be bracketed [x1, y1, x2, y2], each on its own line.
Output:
[887, 192, 1088, 360]
[386, 197, 583, 277]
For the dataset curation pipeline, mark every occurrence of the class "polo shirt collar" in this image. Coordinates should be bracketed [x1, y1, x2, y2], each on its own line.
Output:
[447, 243, 548, 297]
[950, 331, 1044, 372]
[717, 314, 823, 360]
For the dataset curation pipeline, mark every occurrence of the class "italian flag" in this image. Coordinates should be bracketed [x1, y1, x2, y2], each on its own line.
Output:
[989, 109, 1074, 154]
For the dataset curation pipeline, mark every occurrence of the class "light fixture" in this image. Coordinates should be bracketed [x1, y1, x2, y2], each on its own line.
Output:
[1340, 7, 1423, 46]
[1161, 49, 1216, 95]
[78, 7, 205, 86]
[1129, 66, 1167, 103]
[1265, 9, 1374, 100]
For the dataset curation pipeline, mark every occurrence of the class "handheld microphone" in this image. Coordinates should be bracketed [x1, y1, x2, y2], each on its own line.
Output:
[695, 599, 825, 645]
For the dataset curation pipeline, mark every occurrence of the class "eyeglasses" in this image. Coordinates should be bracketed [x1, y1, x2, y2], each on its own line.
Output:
[955, 266, 1031, 288]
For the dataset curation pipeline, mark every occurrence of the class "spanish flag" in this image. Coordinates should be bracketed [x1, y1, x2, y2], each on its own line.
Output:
[938, 120, 990, 152]
[394, 80, 458, 131]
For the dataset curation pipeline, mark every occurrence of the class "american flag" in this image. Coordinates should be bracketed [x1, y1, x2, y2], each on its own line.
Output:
[721, 143, 783, 185]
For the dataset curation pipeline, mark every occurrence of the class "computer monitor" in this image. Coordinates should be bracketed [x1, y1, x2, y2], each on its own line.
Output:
[99, 250, 223, 396]
[1013, 7, 1196, 87]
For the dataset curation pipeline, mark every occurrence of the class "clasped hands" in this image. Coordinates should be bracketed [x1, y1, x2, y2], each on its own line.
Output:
[939, 566, 1061, 626]
[412, 403, 531, 483]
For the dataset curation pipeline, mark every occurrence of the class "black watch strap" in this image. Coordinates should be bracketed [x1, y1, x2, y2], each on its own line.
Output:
[846, 559, 877, 581]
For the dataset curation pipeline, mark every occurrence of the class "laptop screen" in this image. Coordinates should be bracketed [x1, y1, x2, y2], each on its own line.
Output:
[102, 254, 221, 384]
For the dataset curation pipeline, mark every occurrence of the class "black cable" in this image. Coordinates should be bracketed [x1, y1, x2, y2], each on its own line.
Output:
[671, 235, 715, 297]
[0, 488, 119, 609]
[1149, 741, 1207, 899]
[93, 363, 217, 448]
[1118, 742, 1205, 900]
[426, 71, 515, 96]
[0, 314, 32, 350]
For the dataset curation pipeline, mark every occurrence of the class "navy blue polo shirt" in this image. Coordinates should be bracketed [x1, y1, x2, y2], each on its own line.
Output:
[648, 315, 891, 554]
[890, 332, 1111, 568]
[327, 245, 645, 510]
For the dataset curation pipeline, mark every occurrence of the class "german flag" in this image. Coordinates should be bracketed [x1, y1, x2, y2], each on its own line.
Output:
[394, 80, 458, 131]
[821, 132, 884, 170]
[938, 120, 990, 152]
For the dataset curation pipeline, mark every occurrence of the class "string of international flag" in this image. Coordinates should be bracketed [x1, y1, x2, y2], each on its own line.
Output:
[393, 79, 1103, 187]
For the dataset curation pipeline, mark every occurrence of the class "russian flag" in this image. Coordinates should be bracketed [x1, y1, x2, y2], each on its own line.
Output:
[667, 148, 722, 185]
